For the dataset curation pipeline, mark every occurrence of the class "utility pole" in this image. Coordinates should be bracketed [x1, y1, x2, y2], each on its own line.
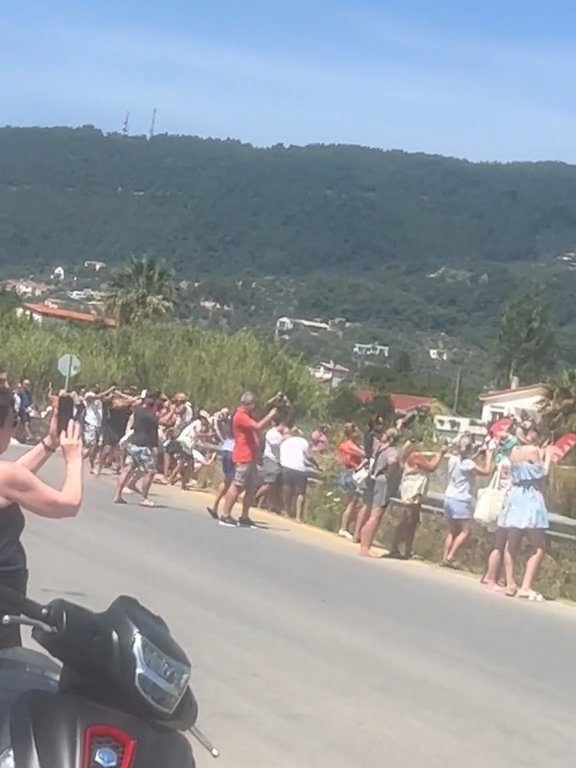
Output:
[452, 366, 463, 414]
[149, 108, 157, 139]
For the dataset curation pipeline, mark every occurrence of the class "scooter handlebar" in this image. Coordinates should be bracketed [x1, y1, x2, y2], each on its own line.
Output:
[0, 584, 49, 624]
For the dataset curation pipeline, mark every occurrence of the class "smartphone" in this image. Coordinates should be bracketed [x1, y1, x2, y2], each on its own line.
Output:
[57, 394, 75, 435]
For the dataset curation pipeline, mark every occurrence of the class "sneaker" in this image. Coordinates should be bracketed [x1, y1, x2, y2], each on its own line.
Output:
[218, 516, 238, 527]
[207, 506, 218, 520]
[237, 516, 257, 528]
[384, 550, 408, 561]
[338, 529, 354, 541]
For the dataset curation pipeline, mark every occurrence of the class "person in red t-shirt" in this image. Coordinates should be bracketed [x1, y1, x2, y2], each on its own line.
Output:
[336, 423, 366, 540]
[218, 391, 278, 527]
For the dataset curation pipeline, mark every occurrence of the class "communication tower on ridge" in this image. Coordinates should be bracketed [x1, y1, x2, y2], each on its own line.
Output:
[149, 108, 157, 139]
[122, 111, 130, 137]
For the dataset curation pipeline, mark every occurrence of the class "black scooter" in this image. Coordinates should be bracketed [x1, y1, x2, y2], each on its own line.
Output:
[0, 586, 218, 767]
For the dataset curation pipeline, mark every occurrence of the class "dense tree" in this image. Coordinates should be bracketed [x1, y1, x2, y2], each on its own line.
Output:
[495, 290, 558, 386]
[540, 370, 576, 436]
[105, 255, 178, 325]
[3, 127, 576, 363]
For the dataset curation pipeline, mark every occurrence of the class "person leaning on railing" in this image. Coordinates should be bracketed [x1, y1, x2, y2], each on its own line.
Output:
[0, 387, 83, 648]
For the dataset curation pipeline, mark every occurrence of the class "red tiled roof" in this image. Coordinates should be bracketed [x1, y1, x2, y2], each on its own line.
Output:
[23, 302, 117, 328]
[390, 393, 437, 413]
[354, 389, 437, 413]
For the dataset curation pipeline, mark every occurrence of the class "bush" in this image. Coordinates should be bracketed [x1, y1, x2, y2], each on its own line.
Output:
[0, 317, 328, 416]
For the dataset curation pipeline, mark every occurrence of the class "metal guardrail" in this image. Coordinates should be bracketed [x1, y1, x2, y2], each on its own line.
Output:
[392, 491, 576, 544]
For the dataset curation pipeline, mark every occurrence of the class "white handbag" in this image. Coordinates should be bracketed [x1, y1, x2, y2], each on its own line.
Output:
[352, 458, 373, 489]
[473, 463, 506, 527]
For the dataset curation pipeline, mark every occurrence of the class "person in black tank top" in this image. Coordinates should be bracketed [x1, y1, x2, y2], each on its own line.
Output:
[98, 389, 139, 474]
[114, 392, 160, 507]
[0, 387, 84, 647]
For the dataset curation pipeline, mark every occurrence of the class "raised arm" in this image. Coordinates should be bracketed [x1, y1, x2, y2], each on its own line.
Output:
[473, 450, 493, 477]
[413, 447, 447, 473]
[255, 408, 278, 431]
[16, 404, 60, 474]
[1, 421, 83, 518]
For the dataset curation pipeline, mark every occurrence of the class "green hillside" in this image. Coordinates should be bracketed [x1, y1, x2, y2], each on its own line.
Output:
[2, 125, 576, 352]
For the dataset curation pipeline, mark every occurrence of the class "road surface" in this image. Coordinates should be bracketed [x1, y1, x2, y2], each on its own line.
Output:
[18, 455, 576, 767]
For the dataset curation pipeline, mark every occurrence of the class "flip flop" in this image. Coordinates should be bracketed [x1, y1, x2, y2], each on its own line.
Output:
[517, 590, 544, 602]
[484, 583, 506, 594]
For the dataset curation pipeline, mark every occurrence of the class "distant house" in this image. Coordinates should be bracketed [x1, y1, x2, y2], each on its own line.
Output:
[1, 279, 49, 298]
[51, 266, 65, 281]
[19, 302, 117, 328]
[353, 343, 390, 359]
[429, 348, 448, 361]
[84, 260, 107, 272]
[66, 289, 104, 301]
[275, 316, 332, 340]
[479, 382, 546, 424]
[311, 361, 350, 389]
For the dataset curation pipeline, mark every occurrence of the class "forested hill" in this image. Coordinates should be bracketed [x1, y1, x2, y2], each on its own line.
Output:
[3, 125, 576, 351]
[2, 125, 576, 277]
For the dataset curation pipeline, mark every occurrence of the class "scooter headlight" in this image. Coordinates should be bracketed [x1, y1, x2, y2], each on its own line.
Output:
[132, 632, 190, 714]
[0, 748, 14, 768]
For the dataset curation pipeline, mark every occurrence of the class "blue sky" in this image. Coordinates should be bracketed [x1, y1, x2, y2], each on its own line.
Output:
[2, 0, 576, 161]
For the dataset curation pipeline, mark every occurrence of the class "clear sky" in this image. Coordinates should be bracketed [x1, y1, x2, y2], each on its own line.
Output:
[2, 0, 576, 162]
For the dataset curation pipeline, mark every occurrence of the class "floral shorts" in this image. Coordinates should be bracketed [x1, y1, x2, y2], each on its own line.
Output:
[126, 445, 155, 472]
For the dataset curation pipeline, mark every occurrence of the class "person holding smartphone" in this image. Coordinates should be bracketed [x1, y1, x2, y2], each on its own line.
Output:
[0, 388, 83, 648]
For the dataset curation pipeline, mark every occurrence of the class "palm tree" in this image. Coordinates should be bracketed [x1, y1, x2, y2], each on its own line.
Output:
[540, 370, 576, 436]
[105, 255, 178, 326]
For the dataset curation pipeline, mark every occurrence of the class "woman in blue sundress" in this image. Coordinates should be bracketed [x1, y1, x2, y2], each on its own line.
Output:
[499, 425, 551, 601]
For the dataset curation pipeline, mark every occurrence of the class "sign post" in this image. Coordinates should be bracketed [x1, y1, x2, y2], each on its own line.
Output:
[57, 354, 82, 391]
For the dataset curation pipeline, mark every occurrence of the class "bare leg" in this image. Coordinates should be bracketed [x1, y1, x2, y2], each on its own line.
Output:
[504, 529, 523, 595]
[139, 470, 155, 504]
[339, 493, 358, 534]
[163, 451, 172, 481]
[221, 484, 241, 519]
[295, 487, 307, 523]
[353, 504, 369, 543]
[390, 509, 409, 554]
[519, 530, 546, 595]
[240, 484, 254, 520]
[445, 520, 471, 563]
[255, 483, 272, 508]
[210, 478, 232, 517]
[443, 519, 457, 563]
[283, 483, 295, 519]
[360, 508, 384, 556]
[403, 506, 421, 559]
[482, 528, 508, 588]
[114, 464, 135, 502]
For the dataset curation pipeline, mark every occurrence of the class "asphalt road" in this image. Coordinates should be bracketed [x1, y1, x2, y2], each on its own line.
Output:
[17, 454, 576, 768]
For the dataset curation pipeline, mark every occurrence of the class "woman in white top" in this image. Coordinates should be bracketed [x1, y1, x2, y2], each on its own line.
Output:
[441, 437, 492, 568]
[279, 429, 319, 522]
[255, 418, 287, 511]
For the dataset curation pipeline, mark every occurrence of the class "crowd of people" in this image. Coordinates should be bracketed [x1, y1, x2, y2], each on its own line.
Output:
[6, 377, 555, 606]
[335, 415, 553, 601]
[36, 386, 323, 525]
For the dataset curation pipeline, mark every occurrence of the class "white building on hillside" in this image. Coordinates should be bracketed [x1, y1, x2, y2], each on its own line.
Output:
[353, 343, 390, 358]
[478, 383, 547, 424]
[310, 361, 350, 389]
